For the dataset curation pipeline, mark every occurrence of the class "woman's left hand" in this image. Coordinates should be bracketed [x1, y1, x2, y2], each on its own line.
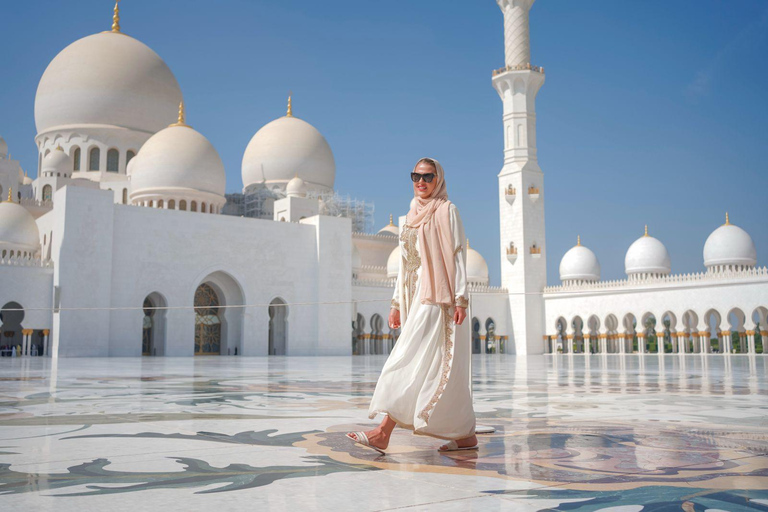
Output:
[454, 306, 467, 325]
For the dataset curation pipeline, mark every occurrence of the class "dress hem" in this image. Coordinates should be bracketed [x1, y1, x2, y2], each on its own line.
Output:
[368, 409, 475, 441]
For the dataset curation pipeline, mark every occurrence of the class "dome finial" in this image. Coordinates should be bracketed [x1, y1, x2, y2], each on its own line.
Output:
[644, 225, 648, 237]
[725, 212, 730, 225]
[286, 93, 293, 117]
[170, 101, 188, 127]
[466, 238, 470, 249]
[577, 235, 581, 246]
[389, 214, 394, 226]
[111, 0, 121, 33]
[6, 187, 12, 203]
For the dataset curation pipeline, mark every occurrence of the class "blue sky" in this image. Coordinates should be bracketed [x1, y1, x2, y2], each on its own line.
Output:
[1, 0, 766, 286]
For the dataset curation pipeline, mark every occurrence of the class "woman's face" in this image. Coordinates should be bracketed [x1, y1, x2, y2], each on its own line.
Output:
[412, 161, 438, 199]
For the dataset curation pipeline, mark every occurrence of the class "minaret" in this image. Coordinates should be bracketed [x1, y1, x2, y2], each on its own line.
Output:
[493, 0, 546, 355]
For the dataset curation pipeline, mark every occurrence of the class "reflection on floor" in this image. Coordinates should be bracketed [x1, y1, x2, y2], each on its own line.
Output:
[0, 354, 767, 511]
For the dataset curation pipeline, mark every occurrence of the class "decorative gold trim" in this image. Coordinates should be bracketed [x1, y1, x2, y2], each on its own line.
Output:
[528, 186, 540, 195]
[724, 212, 730, 226]
[455, 296, 468, 309]
[111, 0, 120, 33]
[169, 101, 188, 127]
[400, 225, 421, 308]
[286, 94, 293, 117]
[418, 304, 454, 423]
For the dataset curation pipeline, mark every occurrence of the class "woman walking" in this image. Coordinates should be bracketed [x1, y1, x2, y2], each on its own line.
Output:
[347, 157, 477, 453]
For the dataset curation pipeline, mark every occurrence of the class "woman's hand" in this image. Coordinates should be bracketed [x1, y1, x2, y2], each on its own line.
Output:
[388, 308, 401, 329]
[454, 306, 467, 325]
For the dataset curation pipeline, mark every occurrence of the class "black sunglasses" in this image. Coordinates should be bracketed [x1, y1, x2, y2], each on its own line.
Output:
[411, 172, 435, 183]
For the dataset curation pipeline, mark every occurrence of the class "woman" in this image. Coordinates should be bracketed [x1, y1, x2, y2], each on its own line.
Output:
[347, 157, 477, 453]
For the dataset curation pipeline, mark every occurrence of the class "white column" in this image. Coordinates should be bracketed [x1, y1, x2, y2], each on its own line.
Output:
[637, 333, 646, 354]
[746, 330, 756, 354]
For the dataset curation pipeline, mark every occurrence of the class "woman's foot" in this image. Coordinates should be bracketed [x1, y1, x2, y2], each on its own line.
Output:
[438, 434, 477, 451]
[346, 428, 390, 450]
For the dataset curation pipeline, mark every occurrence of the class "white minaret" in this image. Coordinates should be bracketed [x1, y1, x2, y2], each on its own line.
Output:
[493, 0, 547, 355]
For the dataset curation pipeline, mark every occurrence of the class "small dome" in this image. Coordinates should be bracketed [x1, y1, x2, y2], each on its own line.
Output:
[0, 201, 40, 255]
[387, 245, 401, 279]
[625, 227, 671, 276]
[130, 124, 226, 199]
[286, 175, 308, 198]
[0, 136, 7, 158]
[42, 147, 72, 174]
[560, 238, 600, 282]
[35, 32, 181, 134]
[703, 214, 756, 268]
[242, 114, 335, 192]
[22, 174, 33, 186]
[352, 244, 362, 270]
[377, 214, 399, 237]
[466, 242, 489, 285]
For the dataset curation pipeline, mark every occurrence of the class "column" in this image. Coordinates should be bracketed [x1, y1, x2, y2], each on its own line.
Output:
[565, 334, 573, 354]
[657, 331, 666, 354]
[583, 334, 591, 355]
[21, 330, 29, 356]
[721, 331, 731, 354]
[746, 330, 756, 354]
[637, 333, 645, 354]
[43, 329, 50, 356]
[617, 333, 626, 354]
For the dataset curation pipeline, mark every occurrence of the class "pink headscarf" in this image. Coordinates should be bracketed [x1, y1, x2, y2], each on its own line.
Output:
[406, 158, 457, 306]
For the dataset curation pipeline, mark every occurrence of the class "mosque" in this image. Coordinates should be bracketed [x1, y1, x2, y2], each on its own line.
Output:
[0, 1, 765, 358]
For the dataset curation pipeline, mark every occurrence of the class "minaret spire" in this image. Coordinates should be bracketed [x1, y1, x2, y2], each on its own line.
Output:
[644, 225, 648, 237]
[111, 1, 121, 33]
[389, 214, 394, 226]
[577, 235, 581, 246]
[6, 187, 12, 203]
[725, 212, 730, 225]
[286, 94, 293, 117]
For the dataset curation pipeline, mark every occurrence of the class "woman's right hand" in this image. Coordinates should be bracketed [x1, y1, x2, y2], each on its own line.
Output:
[388, 308, 401, 329]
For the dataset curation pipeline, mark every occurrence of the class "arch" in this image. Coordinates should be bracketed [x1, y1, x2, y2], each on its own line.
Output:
[703, 309, 723, 353]
[42, 185, 52, 201]
[168, 199, 176, 210]
[72, 147, 81, 171]
[682, 310, 699, 353]
[179, 200, 187, 211]
[587, 315, 600, 353]
[0, 302, 25, 351]
[157, 199, 164, 209]
[661, 311, 677, 353]
[472, 317, 482, 354]
[106, 148, 119, 173]
[752, 307, 768, 354]
[485, 317, 496, 353]
[370, 313, 384, 354]
[142, 292, 167, 356]
[268, 297, 288, 356]
[88, 147, 100, 171]
[640, 313, 658, 353]
[727, 307, 747, 353]
[201, 203, 207, 213]
[193, 271, 245, 356]
[126, 150, 137, 166]
[190, 201, 197, 212]
[353, 313, 366, 355]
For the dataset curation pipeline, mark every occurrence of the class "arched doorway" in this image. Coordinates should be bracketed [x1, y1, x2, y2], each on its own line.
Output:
[194, 283, 222, 355]
[269, 298, 287, 355]
[0, 302, 24, 354]
[353, 313, 365, 355]
[142, 293, 167, 356]
[485, 318, 496, 354]
[472, 317, 482, 354]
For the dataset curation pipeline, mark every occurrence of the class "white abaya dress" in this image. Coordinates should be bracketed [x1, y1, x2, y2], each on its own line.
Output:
[368, 204, 475, 440]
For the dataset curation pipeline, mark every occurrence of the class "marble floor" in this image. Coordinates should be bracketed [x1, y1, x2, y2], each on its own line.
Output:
[0, 354, 766, 511]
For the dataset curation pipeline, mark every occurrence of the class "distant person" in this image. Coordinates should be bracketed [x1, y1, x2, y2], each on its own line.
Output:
[347, 157, 476, 454]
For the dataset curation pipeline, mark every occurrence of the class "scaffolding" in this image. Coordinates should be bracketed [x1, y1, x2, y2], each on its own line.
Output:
[222, 187, 374, 233]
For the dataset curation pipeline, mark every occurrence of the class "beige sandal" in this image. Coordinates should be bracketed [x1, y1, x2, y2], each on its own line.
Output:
[346, 431, 386, 455]
[438, 440, 478, 452]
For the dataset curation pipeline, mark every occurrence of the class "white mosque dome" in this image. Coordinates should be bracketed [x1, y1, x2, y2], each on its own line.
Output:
[0, 136, 7, 158]
[0, 201, 41, 255]
[625, 227, 671, 276]
[130, 121, 226, 201]
[41, 147, 72, 174]
[559, 238, 601, 282]
[377, 215, 399, 237]
[703, 215, 756, 269]
[22, 174, 33, 186]
[286, 175, 308, 198]
[387, 245, 401, 279]
[35, 32, 182, 134]
[242, 113, 335, 192]
[466, 243, 489, 285]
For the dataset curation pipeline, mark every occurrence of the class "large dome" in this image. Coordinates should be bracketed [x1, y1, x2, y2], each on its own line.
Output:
[560, 238, 600, 282]
[466, 242, 489, 285]
[703, 215, 756, 269]
[377, 215, 399, 237]
[387, 245, 401, 279]
[35, 32, 182, 134]
[625, 227, 671, 276]
[0, 201, 40, 255]
[130, 124, 226, 198]
[242, 115, 335, 191]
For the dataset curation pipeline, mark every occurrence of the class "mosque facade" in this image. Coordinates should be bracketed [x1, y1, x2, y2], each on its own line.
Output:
[0, 1, 765, 358]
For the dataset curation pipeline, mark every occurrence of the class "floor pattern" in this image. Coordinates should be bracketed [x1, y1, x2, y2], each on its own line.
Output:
[0, 354, 766, 511]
